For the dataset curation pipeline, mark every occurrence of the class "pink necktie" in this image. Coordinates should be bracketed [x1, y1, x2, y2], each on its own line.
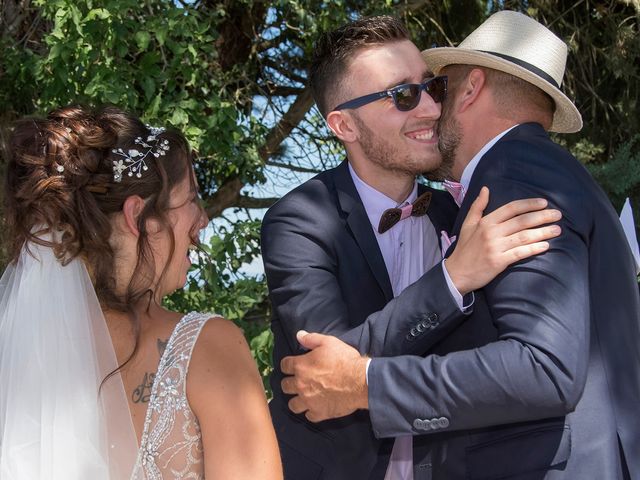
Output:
[443, 180, 466, 207]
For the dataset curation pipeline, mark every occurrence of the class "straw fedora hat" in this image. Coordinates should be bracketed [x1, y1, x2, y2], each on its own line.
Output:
[422, 10, 582, 133]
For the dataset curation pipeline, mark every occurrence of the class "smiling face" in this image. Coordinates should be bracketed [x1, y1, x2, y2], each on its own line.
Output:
[150, 172, 208, 298]
[338, 40, 443, 178]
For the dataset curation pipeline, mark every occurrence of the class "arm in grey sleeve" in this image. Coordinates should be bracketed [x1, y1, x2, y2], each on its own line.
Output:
[262, 200, 470, 358]
[367, 165, 590, 437]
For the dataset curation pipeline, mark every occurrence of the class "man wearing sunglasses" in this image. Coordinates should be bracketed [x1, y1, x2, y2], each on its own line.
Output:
[278, 11, 639, 480]
[261, 15, 563, 480]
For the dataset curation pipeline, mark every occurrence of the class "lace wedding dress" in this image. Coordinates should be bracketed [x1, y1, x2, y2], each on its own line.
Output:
[0, 239, 219, 479]
[131, 311, 219, 480]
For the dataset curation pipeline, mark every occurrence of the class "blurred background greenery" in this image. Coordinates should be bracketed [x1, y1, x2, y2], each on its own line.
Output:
[1, 0, 638, 392]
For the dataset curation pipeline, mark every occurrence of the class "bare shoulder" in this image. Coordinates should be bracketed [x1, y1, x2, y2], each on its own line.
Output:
[187, 316, 262, 406]
[192, 316, 251, 361]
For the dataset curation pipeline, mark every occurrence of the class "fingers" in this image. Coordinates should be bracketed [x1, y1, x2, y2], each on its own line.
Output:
[461, 186, 489, 228]
[281, 375, 297, 395]
[504, 241, 552, 263]
[281, 355, 296, 375]
[497, 208, 562, 236]
[485, 197, 549, 224]
[282, 332, 326, 374]
[285, 386, 325, 422]
[282, 372, 310, 415]
[290, 393, 323, 421]
[305, 410, 324, 423]
[503, 225, 562, 251]
[296, 331, 327, 350]
[288, 395, 307, 415]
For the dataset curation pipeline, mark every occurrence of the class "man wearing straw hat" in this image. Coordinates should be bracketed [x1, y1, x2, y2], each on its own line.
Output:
[281, 10, 640, 479]
[264, 13, 569, 480]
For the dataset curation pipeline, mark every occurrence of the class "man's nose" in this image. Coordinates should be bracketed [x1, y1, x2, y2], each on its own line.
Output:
[413, 89, 442, 120]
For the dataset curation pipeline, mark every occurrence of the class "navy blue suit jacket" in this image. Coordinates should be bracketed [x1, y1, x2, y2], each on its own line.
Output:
[367, 123, 640, 479]
[261, 160, 465, 479]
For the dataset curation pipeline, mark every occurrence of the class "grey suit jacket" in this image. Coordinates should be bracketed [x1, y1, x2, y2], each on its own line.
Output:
[367, 123, 640, 479]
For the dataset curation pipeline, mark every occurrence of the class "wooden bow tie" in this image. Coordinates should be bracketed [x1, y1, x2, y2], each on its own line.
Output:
[377, 191, 432, 234]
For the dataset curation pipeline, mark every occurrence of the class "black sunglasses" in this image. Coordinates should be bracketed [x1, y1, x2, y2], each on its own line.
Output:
[334, 75, 448, 112]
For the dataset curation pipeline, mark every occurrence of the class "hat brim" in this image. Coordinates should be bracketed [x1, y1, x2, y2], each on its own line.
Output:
[423, 47, 582, 134]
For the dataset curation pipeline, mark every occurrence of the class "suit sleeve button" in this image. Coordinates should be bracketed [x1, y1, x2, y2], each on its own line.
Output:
[438, 417, 449, 428]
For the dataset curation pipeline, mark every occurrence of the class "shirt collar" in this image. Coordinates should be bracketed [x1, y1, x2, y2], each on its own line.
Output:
[348, 163, 418, 230]
[459, 124, 519, 191]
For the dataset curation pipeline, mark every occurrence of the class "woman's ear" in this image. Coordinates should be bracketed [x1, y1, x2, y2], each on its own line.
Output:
[122, 195, 146, 236]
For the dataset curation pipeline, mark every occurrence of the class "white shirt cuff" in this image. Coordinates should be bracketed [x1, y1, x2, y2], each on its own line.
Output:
[365, 358, 372, 385]
[442, 259, 474, 312]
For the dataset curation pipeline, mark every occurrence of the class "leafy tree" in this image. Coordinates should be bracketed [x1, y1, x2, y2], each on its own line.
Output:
[1, 0, 638, 385]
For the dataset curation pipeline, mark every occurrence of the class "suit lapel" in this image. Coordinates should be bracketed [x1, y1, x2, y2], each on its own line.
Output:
[334, 161, 394, 302]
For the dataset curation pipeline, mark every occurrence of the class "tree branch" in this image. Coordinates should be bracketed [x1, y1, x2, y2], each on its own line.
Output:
[259, 86, 314, 161]
[266, 160, 321, 174]
[261, 57, 308, 85]
[394, 0, 432, 15]
[258, 83, 305, 97]
[256, 30, 293, 53]
[234, 195, 280, 209]
[205, 87, 315, 218]
[205, 176, 244, 219]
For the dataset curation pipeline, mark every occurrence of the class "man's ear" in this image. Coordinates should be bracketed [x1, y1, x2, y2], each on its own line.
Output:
[122, 195, 146, 236]
[326, 110, 358, 143]
[457, 68, 486, 113]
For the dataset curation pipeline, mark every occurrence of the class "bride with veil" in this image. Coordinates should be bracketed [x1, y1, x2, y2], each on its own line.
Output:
[0, 105, 282, 479]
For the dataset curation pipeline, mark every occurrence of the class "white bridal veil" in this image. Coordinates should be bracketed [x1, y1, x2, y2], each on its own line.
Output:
[0, 237, 138, 479]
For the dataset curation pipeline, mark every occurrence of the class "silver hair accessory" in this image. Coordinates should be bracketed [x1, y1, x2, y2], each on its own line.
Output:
[111, 125, 169, 183]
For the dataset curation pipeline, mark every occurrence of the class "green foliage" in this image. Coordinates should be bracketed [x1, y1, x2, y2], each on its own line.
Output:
[162, 218, 273, 392]
[525, 1, 640, 163]
[165, 219, 264, 316]
[3, 0, 265, 186]
[588, 135, 640, 222]
[1, 0, 272, 370]
[565, 138, 607, 165]
[589, 135, 640, 281]
[2, 0, 639, 389]
[247, 323, 275, 393]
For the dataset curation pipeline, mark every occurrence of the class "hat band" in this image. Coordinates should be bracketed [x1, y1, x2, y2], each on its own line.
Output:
[479, 50, 560, 89]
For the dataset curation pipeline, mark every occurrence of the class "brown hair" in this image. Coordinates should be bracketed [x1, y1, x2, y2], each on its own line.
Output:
[309, 15, 410, 117]
[4, 105, 203, 367]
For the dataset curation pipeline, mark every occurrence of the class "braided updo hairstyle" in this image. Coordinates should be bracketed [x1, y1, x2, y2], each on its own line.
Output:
[4, 105, 201, 312]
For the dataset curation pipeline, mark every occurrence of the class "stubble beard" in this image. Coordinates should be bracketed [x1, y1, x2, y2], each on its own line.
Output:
[351, 112, 438, 177]
[427, 101, 461, 182]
